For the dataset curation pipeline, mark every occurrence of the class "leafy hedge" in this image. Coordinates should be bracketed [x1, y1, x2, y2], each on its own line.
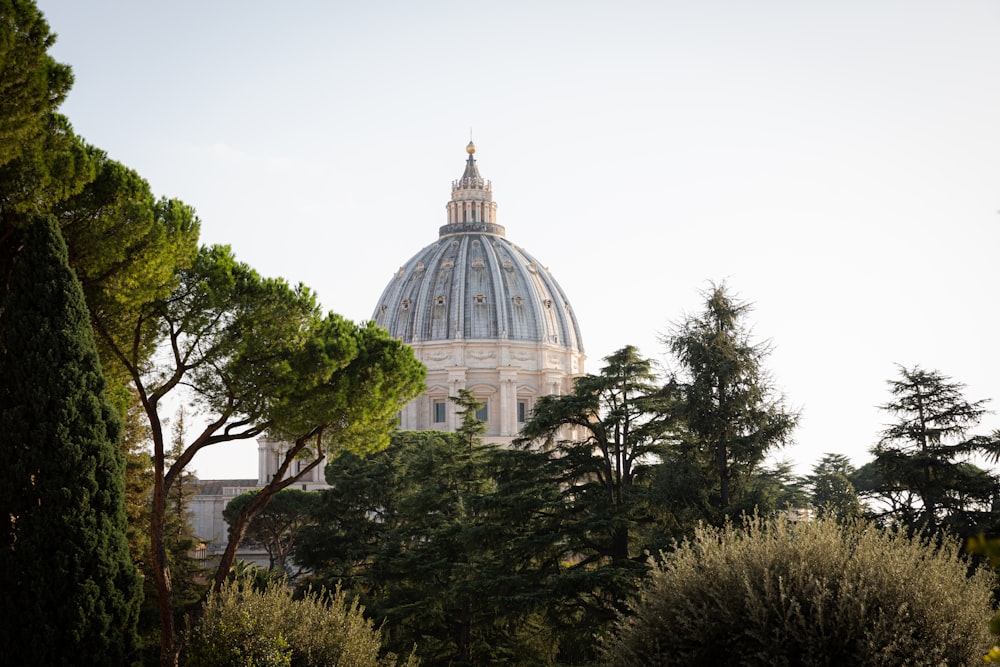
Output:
[182, 580, 417, 667]
[604, 515, 994, 666]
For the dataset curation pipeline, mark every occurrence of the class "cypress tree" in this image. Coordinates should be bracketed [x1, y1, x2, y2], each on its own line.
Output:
[0, 217, 142, 665]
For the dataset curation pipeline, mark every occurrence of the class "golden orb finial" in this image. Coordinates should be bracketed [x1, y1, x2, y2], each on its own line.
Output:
[466, 141, 476, 155]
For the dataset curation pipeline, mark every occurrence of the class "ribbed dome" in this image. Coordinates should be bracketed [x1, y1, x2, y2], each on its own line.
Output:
[373, 233, 583, 351]
[372, 147, 583, 353]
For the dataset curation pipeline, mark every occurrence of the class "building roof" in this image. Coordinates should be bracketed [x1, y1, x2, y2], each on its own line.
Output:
[372, 146, 584, 352]
[193, 479, 259, 496]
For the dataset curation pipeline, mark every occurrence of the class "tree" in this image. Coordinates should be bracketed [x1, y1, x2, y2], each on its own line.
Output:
[162, 408, 207, 612]
[664, 283, 798, 523]
[0, 217, 142, 664]
[298, 420, 561, 666]
[100, 244, 424, 665]
[867, 365, 1000, 537]
[0, 1, 92, 314]
[55, 149, 200, 389]
[0, 0, 73, 168]
[223, 489, 317, 575]
[805, 453, 862, 521]
[515, 346, 674, 661]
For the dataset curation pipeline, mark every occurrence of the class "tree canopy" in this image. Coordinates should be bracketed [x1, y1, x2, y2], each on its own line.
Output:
[863, 365, 1000, 537]
[98, 242, 424, 664]
[663, 282, 798, 524]
[223, 489, 318, 574]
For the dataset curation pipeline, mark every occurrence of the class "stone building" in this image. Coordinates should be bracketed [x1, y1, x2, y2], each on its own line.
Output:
[370, 141, 586, 442]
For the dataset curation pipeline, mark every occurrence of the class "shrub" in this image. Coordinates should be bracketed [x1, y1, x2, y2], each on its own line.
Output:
[603, 514, 994, 667]
[182, 580, 417, 667]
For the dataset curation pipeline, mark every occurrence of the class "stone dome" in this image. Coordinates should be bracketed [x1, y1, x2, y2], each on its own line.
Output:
[371, 144, 585, 441]
[373, 151, 584, 354]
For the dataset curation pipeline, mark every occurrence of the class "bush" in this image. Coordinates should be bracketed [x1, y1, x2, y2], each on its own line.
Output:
[603, 515, 994, 667]
[182, 580, 417, 667]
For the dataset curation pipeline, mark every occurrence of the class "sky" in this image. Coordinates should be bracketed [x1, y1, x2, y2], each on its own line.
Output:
[36, 0, 1000, 480]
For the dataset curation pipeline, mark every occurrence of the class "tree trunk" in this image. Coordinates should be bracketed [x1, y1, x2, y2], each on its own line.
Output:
[210, 433, 324, 591]
[716, 441, 730, 511]
[151, 461, 178, 667]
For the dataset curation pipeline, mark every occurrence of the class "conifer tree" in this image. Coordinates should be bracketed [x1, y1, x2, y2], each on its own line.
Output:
[867, 365, 1000, 537]
[806, 453, 862, 521]
[664, 283, 797, 523]
[0, 217, 142, 665]
[515, 346, 674, 662]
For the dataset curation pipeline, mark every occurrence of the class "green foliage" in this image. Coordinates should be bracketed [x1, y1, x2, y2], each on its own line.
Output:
[55, 148, 200, 385]
[164, 408, 209, 610]
[182, 580, 416, 667]
[867, 365, 1000, 537]
[298, 429, 556, 666]
[223, 489, 318, 574]
[805, 453, 862, 521]
[103, 242, 423, 659]
[514, 345, 674, 660]
[0, 0, 73, 168]
[605, 514, 994, 667]
[663, 282, 798, 522]
[0, 217, 142, 664]
[966, 535, 1000, 662]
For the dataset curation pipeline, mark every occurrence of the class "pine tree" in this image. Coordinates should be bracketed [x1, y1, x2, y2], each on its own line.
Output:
[515, 346, 674, 663]
[868, 365, 1000, 537]
[806, 453, 862, 521]
[665, 283, 798, 523]
[0, 217, 142, 665]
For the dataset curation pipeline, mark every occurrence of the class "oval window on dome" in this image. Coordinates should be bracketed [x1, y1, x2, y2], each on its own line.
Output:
[474, 294, 486, 305]
[471, 258, 485, 268]
[512, 296, 524, 306]
[435, 295, 446, 306]
[401, 299, 411, 310]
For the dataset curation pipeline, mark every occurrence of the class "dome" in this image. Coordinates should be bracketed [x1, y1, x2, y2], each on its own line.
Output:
[371, 144, 585, 442]
[373, 150, 584, 353]
[373, 235, 583, 351]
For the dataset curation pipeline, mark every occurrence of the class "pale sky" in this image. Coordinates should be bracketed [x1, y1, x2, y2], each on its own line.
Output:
[37, 0, 1000, 480]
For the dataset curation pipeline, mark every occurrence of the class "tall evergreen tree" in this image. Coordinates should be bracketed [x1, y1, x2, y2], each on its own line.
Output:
[0, 217, 142, 665]
[866, 365, 1000, 537]
[806, 453, 862, 521]
[664, 283, 797, 524]
[515, 346, 674, 662]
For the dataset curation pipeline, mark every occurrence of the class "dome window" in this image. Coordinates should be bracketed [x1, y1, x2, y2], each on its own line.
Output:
[472, 258, 485, 268]
[442, 259, 454, 269]
[401, 299, 411, 310]
[512, 296, 524, 306]
[502, 260, 514, 271]
[435, 295, 447, 306]
[415, 262, 425, 271]
[474, 294, 487, 305]
[544, 299, 553, 309]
